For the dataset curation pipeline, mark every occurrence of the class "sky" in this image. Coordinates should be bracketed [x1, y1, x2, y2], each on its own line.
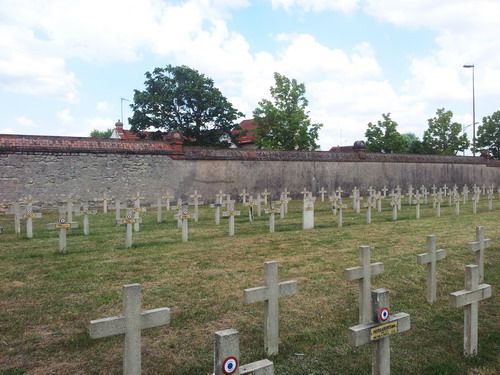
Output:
[1, 0, 499, 151]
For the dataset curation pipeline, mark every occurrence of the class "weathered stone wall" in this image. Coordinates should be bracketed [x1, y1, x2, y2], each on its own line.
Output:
[0, 135, 499, 204]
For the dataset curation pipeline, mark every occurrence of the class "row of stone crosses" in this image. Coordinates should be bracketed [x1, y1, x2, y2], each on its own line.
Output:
[2, 183, 498, 253]
[87, 227, 492, 375]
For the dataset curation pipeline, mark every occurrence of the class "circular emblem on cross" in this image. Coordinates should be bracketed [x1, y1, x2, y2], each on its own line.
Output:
[60, 218, 66, 224]
[127, 214, 132, 219]
[27, 209, 32, 214]
[222, 357, 238, 374]
[183, 209, 188, 215]
[379, 307, 390, 322]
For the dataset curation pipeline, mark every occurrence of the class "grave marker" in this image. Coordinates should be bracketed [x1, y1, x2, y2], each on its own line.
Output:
[189, 190, 203, 222]
[337, 201, 347, 227]
[468, 226, 491, 283]
[244, 196, 256, 222]
[174, 204, 197, 242]
[348, 289, 411, 375]
[75, 202, 97, 236]
[364, 201, 374, 224]
[12, 202, 21, 234]
[265, 202, 279, 233]
[243, 261, 297, 355]
[132, 194, 146, 232]
[222, 202, 241, 237]
[318, 187, 327, 202]
[449, 265, 492, 356]
[415, 193, 423, 219]
[116, 208, 141, 248]
[89, 283, 171, 375]
[99, 193, 112, 214]
[239, 189, 249, 204]
[381, 186, 388, 198]
[47, 208, 78, 253]
[390, 198, 398, 221]
[214, 329, 274, 375]
[416, 235, 446, 303]
[261, 189, 270, 205]
[162, 192, 174, 212]
[302, 195, 315, 230]
[345, 246, 384, 323]
[210, 201, 223, 225]
[23, 200, 42, 238]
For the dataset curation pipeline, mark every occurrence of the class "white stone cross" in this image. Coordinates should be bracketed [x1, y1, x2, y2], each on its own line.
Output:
[89, 283, 171, 375]
[10, 202, 22, 234]
[222, 202, 241, 237]
[318, 187, 327, 202]
[364, 201, 374, 224]
[381, 186, 388, 198]
[390, 198, 398, 221]
[337, 201, 347, 227]
[151, 196, 165, 223]
[243, 261, 297, 355]
[345, 246, 384, 323]
[214, 329, 274, 375]
[449, 265, 492, 356]
[468, 226, 491, 283]
[407, 185, 414, 205]
[116, 208, 142, 248]
[210, 200, 222, 225]
[47, 208, 78, 253]
[348, 289, 411, 375]
[174, 204, 197, 242]
[162, 192, 174, 212]
[172, 198, 183, 228]
[132, 194, 146, 232]
[454, 194, 461, 215]
[416, 235, 446, 303]
[300, 187, 310, 200]
[239, 189, 249, 204]
[244, 196, 256, 222]
[215, 190, 226, 205]
[265, 202, 280, 233]
[436, 192, 443, 217]
[261, 189, 271, 205]
[99, 193, 112, 214]
[414, 193, 423, 219]
[23, 199, 42, 238]
[75, 202, 97, 236]
[302, 196, 315, 230]
[189, 190, 203, 222]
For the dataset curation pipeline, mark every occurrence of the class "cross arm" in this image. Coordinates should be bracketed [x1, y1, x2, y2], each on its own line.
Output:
[416, 249, 446, 264]
[89, 315, 126, 338]
[449, 284, 492, 308]
[469, 239, 491, 252]
[244, 286, 268, 304]
[141, 307, 171, 329]
[348, 313, 410, 346]
[344, 262, 384, 281]
[279, 280, 297, 297]
[240, 359, 274, 375]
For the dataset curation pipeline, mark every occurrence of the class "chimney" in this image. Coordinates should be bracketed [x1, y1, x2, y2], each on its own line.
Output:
[115, 119, 124, 138]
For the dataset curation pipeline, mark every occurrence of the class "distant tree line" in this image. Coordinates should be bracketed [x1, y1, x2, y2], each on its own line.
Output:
[365, 109, 500, 159]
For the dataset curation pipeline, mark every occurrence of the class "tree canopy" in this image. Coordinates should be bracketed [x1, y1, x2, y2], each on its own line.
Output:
[364, 113, 405, 153]
[477, 110, 500, 159]
[89, 129, 113, 138]
[252, 72, 322, 150]
[129, 65, 244, 147]
[422, 108, 469, 155]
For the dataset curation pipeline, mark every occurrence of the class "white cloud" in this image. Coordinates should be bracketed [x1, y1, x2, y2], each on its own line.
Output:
[16, 116, 36, 127]
[96, 102, 111, 113]
[56, 109, 73, 123]
[0, 128, 15, 134]
[269, 0, 359, 13]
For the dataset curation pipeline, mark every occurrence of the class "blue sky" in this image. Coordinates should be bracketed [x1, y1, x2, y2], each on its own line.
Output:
[1, 0, 499, 151]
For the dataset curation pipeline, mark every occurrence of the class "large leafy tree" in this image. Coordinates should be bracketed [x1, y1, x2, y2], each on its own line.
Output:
[422, 108, 469, 155]
[364, 113, 405, 153]
[402, 132, 424, 154]
[89, 129, 113, 138]
[252, 72, 322, 150]
[477, 110, 500, 159]
[129, 65, 244, 147]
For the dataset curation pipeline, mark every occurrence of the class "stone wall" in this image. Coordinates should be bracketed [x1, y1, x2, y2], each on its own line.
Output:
[0, 134, 499, 204]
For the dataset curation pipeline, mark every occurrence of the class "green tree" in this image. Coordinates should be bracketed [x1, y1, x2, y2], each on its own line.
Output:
[129, 65, 244, 147]
[402, 133, 424, 154]
[477, 111, 500, 159]
[252, 72, 322, 150]
[364, 113, 405, 153]
[90, 128, 113, 138]
[422, 108, 469, 155]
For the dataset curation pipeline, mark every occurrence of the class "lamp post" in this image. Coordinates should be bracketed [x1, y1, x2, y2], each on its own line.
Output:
[462, 123, 477, 156]
[463, 64, 475, 156]
[120, 97, 129, 123]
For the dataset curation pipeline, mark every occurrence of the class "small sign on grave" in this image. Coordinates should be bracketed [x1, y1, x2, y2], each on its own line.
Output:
[370, 321, 397, 341]
[56, 218, 71, 229]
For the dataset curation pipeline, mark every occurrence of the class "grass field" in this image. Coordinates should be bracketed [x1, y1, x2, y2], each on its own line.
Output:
[0, 195, 498, 375]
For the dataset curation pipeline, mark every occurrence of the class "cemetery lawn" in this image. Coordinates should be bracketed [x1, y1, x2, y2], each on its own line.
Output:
[0, 198, 498, 375]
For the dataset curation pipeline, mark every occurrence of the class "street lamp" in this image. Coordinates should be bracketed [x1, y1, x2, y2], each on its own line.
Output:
[462, 122, 478, 156]
[463, 64, 475, 156]
[120, 97, 129, 123]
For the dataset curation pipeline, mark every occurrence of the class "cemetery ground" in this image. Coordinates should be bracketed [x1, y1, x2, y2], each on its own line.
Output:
[0, 198, 498, 375]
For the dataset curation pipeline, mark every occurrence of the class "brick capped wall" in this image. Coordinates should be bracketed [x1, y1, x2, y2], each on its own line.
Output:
[0, 134, 498, 204]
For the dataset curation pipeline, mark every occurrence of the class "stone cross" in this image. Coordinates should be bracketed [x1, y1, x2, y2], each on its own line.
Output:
[407, 185, 414, 205]
[216, 190, 226, 205]
[337, 201, 347, 227]
[47, 208, 78, 253]
[173, 198, 183, 228]
[443, 184, 449, 197]
[318, 187, 327, 202]
[116, 208, 142, 248]
[471, 194, 479, 214]
[114, 198, 123, 221]
[210, 201, 222, 225]
[151, 197, 165, 223]
[174, 204, 197, 242]
[336, 186, 344, 198]
[11, 202, 22, 234]
[261, 189, 270, 205]
[99, 193, 112, 214]
[300, 187, 310, 200]
[214, 329, 274, 375]
[278, 194, 287, 220]
[381, 186, 388, 198]
[364, 201, 374, 224]
[463, 185, 469, 203]
[415, 193, 423, 219]
[417, 235, 446, 303]
[265, 202, 279, 233]
[282, 189, 291, 214]
[75, 202, 97, 236]
[244, 196, 256, 222]
[189, 190, 203, 222]
[132, 194, 146, 232]
[454, 194, 461, 215]
[436, 192, 443, 217]
[89, 283, 171, 375]
[162, 192, 174, 212]
[65, 198, 75, 223]
[487, 190, 493, 211]
[350, 187, 360, 211]
[376, 192, 382, 213]
[23, 199, 42, 238]
[481, 184, 486, 195]
[222, 202, 241, 237]
[348, 289, 411, 375]
[468, 226, 491, 283]
[243, 261, 297, 355]
[239, 189, 249, 204]
[329, 195, 338, 216]
[449, 265, 492, 356]
[345, 246, 384, 323]
[302, 195, 315, 230]
[390, 198, 398, 221]
[256, 193, 262, 217]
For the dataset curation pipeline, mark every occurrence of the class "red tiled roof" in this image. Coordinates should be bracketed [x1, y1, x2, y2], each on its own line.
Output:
[233, 119, 258, 144]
